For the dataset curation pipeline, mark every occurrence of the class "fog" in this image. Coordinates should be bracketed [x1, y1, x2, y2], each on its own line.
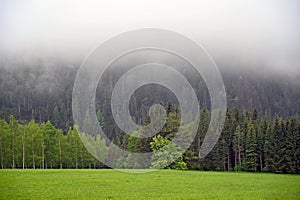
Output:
[0, 0, 299, 77]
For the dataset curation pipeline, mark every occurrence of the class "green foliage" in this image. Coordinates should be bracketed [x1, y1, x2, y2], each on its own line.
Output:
[245, 118, 258, 172]
[150, 134, 187, 170]
[233, 125, 243, 168]
[285, 116, 300, 173]
[196, 109, 300, 174]
[0, 119, 10, 169]
[0, 116, 108, 169]
[0, 110, 299, 173]
[234, 165, 242, 172]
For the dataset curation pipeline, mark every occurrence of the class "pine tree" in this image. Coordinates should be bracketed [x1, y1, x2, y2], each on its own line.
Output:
[264, 124, 273, 172]
[185, 108, 209, 170]
[257, 118, 269, 171]
[233, 125, 243, 171]
[285, 116, 300, 173]
[53, 106, 61, 128]
[223, 108, 234, 171]
[245, 118, 258, 172]
[270, 116, 287, 173]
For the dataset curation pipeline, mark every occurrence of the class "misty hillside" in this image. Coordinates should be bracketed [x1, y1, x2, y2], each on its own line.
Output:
[0, 60, 299, 131]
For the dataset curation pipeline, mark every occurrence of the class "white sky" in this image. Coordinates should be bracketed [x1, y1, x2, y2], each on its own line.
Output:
[0, 0, 299, 75]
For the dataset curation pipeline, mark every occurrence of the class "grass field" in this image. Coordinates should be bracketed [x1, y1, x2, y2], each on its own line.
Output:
[0, 170, 299, 200]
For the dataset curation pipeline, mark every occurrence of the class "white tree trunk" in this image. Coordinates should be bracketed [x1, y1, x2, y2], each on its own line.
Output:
[22, 134, 25, 169]
[32, 135, 35, 169]
[59, 138, 62, 169]
[42, 140, 45, 169]
[0, 137, 3, 169]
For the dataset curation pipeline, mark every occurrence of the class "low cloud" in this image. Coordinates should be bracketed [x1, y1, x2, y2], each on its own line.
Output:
[0, 0, 299, 77]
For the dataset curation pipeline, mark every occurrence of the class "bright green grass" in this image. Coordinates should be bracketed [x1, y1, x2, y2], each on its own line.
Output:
[0, 170, 299, 200]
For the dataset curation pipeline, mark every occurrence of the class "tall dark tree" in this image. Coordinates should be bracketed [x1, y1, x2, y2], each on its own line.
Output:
[269, 116, 287, 173]
[244, 118, 258, 172]
[285, 116, 300, 173]
[233, 125, 243, 170]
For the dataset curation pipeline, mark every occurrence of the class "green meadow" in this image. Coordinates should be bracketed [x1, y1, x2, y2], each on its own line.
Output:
[0, 170, 299, 199]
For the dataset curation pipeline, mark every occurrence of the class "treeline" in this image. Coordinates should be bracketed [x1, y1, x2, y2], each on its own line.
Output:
[0, 108, 299, 173]
[189, 108, 300, 174]
[0, 65, 299, 134]
[0, 115, 106, 169]
[117, 107, 300, 173]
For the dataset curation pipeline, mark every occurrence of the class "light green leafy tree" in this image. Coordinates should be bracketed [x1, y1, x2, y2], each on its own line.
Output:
[150, 134, 187, 170]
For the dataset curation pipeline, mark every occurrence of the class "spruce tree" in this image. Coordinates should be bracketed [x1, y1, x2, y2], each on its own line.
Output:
[245, 118, 258, 172]
[271, 116, 287, 173]
[285, 116, 300, 173]
[233, 125, 243, 171]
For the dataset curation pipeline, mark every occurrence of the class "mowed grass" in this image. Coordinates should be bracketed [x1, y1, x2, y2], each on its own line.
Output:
[0, 169, 299, 200]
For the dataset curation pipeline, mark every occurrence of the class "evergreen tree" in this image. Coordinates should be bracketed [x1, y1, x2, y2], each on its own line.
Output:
[233, 125, 243, 171]
[245, 118, 258, 172]
[257, 118, 269, 171]
[270, 116, 287, 173]
[185, 108, 209, 170]
[53, 106, 61, 128]
[285, 116, 300, 173]
[264, 124, 273, 172]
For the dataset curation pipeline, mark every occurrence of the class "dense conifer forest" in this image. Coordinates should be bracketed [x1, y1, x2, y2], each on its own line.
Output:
[0, 64, 299, 131]
[0, 64, 299, 173]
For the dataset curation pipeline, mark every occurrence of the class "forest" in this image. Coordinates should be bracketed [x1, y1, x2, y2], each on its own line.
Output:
[0, 62, 299, 173]
[0, 64, 299, 133]
[0, 107, 299, 173]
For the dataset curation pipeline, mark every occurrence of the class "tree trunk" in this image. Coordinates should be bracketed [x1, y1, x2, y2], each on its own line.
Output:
[39, 108, 42, 123]
[12, 132, 15, 169]
[18, 105, 21, 120]
[238, 147, 241, 167]
[227, 150, 230, 171]
[32, 151, 35, 169]
[81, 153, 83, 169]
[59, 138, 62, 169]
[42, 140, 45, 169]
[234, 152, 237, 169]
[75, 143, 78, 169]
[32, 135, 35, 169]
[75, 153, 78, 169]
[22, 134, 25, 169]
[31, 108, 34, 120]
[0, 138, 3, 169]
[260, 155, 263, 172]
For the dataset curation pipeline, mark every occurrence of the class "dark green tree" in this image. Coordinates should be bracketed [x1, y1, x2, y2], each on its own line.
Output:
[244, 118, 258, 172]
[285, 116, 300, 173]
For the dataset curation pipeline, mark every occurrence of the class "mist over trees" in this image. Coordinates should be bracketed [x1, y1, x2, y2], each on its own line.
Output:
[0, 59, 299, 173]
[0, 63, 299, 132]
